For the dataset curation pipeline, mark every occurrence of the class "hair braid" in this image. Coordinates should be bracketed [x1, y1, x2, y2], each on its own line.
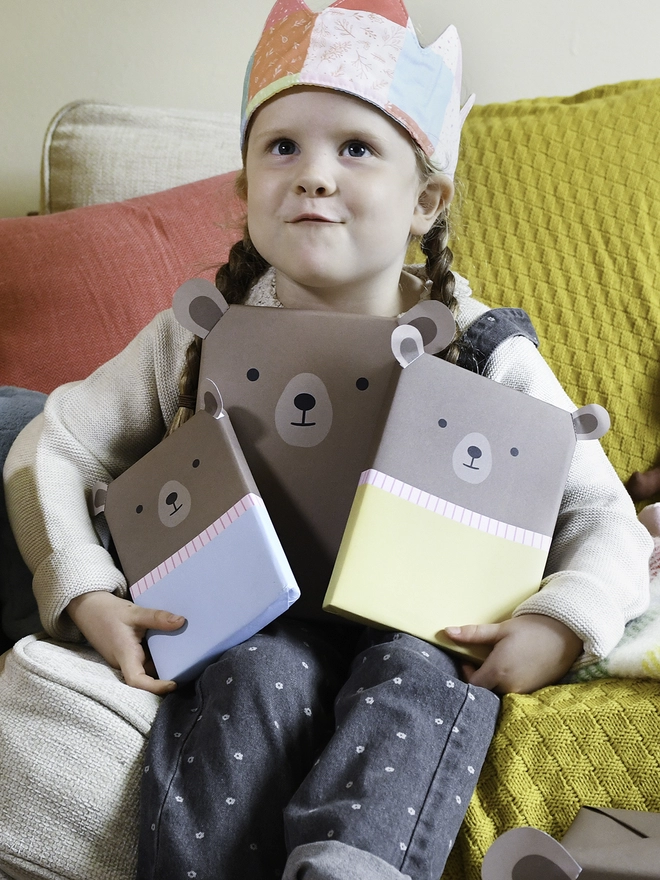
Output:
[420, 208, 463, 365]
[215, 225, 270, 306]
[166, 219, 270, 436]
[166, 333, 203, 436]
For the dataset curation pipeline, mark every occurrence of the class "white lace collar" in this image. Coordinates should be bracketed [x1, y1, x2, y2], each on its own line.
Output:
[243, 266, 472, 314]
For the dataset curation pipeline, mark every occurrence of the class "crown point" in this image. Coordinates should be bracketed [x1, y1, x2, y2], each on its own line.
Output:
[265, 0, 311, 30]
[430, 24, 461, 72]
[331, 0, 408, 27]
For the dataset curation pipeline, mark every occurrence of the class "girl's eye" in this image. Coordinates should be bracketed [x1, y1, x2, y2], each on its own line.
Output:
[271, 139, 298, 156]
[343, 141, 372, 158]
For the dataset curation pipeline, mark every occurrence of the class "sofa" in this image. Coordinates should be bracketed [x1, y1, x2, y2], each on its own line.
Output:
[1, 82, 660, 879]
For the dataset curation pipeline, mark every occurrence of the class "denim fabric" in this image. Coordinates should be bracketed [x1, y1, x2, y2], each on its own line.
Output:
[457, 308, 538, 374]
[283, 841, 412, 880]
[285, 629, 500, 880]
[0, 386, 46, 651]
[137, 621, 499, 880]
[138, 620, 356, 880]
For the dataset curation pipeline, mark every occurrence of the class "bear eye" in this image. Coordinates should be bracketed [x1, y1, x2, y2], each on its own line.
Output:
[356, 377, 369, 391]
[192, 459, 200, 468]
[510, 447, 519, 457]
[136, 505, 143, 514]
[247, 368, 260, 382]
[438, 419, 447, 428]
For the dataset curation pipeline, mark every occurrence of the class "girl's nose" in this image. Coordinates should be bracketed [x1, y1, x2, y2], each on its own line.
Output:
[294, 157, 336, 196]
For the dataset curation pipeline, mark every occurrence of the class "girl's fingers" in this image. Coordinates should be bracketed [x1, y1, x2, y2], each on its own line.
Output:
[119, 644, 177, 694]
[443, 623, 503, 645]
[131, 606, 186, 632]
[464, 662, 501, 692]
[123, 665, 177, 695]
[114, 608, 182, 692]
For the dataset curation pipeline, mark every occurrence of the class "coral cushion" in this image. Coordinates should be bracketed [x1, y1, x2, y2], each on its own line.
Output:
[0, 172, 244, 394]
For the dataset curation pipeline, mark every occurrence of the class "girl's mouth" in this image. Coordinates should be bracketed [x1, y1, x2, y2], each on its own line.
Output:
[291, 213, 339, 223]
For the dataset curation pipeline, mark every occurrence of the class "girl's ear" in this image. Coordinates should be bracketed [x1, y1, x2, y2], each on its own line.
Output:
[410, 173, 454, 237]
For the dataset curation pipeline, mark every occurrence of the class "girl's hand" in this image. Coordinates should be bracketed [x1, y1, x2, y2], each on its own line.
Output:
[66, 591, 185, 695]
[443, 614, 583, 694]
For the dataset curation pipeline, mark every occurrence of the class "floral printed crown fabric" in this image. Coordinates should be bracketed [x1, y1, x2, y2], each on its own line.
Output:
[240, 0, 474, 177]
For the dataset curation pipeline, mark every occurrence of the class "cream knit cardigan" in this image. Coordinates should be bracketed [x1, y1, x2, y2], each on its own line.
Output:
[6, 270, 652, 660]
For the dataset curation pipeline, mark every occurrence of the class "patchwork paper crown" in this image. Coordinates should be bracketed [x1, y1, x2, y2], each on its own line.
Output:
[241, 0, 475, 178]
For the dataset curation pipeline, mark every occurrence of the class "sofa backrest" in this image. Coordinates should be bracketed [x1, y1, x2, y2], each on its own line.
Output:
[2, 84, 659, 485]
[40, 100, 242, 213]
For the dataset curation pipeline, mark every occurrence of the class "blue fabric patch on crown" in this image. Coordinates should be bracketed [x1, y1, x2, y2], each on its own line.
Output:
[388, 26, 454, 151]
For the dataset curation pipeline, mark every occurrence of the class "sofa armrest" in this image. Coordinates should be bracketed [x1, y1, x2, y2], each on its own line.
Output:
[40, 100, 242, 213]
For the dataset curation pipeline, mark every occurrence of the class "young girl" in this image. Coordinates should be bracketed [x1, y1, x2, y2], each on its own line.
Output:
[5, 1, 652, 878]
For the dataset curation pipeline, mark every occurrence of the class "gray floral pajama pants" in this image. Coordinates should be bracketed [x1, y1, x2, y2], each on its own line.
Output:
[137, 619, 499, 880]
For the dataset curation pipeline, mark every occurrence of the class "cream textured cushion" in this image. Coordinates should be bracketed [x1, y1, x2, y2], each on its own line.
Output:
[40, 100, 241, 213]
[0, 635, 160, 880]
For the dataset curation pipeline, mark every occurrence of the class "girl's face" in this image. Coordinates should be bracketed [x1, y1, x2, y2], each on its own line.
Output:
[244, 88, 451, 315]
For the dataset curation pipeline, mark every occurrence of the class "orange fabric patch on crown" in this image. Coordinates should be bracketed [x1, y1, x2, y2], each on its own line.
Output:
[248, 8, 316, 101]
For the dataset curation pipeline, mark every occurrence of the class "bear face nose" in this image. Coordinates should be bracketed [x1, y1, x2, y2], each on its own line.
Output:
[452, 433, 492, 484]
[294, 392, 316, 413]
[158, 480, 192, 527]
[275, 372, 333, 447]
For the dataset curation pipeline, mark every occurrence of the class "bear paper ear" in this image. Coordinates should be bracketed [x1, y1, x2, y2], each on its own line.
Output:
[481, 827, 581, 880]
[198, 377, 225, 419]
[172, 278, 229, 338]
[90, 481, 108, 516]
[391, 324, 425, 368]
[572, 404, 610, 441]
[397, 300, 456, 355]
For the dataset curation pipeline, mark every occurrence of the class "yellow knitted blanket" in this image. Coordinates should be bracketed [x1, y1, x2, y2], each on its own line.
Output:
[442, 678, 660, 880]
[440, 79, 660, 484]
[423, 79, 660, 879]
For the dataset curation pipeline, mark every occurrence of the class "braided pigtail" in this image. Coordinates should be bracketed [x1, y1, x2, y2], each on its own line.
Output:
[167, 176, 271, 436]
[214, 224, 270, 306]
[420, 210, 462, 364]
[411, 141, 465, 364]
[166, 334, 203, 437]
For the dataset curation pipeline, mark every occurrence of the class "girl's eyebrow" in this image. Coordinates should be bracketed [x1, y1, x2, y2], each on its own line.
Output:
[252, 125, 387, 147]
[254, 128, 291, 140]
[340, 130, 385, 147]
[248, 128, 294, 150]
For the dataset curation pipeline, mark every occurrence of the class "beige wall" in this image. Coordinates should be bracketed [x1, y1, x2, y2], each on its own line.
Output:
[2, 0, 659, 218]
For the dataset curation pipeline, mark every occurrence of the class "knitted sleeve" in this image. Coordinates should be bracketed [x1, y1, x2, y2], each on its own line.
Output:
[5, 310, 193, 641]
[483, 334, 653, 662]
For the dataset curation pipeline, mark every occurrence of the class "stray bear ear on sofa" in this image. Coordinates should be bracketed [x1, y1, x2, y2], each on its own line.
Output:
[481, 826, 581, 880]
[173, 278, 230, 338]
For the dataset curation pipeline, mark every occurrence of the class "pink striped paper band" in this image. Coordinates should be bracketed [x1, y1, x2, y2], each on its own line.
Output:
[130, 493, 264, 598]
[359, 469, 551, 552]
